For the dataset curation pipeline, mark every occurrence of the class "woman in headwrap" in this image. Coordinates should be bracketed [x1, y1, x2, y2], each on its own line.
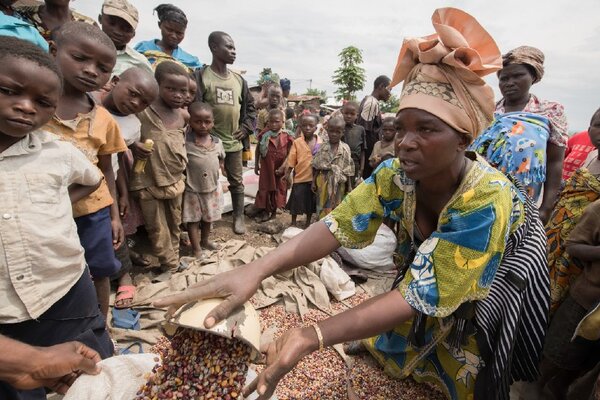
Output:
[154, 8, 550, 400]
[134, 4, 201, 71]
[16, 0, 96, 42]
[470, 46, 567, 223]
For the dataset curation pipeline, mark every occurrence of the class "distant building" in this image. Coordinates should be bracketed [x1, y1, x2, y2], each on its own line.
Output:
[287, 94, 323, 114]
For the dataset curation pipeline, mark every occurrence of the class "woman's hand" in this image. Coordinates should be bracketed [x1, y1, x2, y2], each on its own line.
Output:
[154, 222, 342, 327]
[153, 264, 263, 328]
[243, 327, 317, 400]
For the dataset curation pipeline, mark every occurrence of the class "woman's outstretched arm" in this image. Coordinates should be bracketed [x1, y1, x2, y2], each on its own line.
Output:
[153, 221, 341, 327]
[243, 290, 416, 399]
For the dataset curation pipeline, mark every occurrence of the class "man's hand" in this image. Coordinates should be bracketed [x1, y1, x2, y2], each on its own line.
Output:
[7, 341, 101, 395]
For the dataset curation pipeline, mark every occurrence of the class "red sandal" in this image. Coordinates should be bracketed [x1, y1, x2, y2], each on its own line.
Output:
[114, 285, 136, 309]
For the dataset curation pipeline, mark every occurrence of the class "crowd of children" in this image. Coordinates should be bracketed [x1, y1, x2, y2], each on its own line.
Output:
[0, 1, 599, 399]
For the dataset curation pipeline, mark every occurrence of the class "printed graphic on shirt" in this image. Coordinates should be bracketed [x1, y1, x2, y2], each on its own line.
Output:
[216, 87, 235, 106]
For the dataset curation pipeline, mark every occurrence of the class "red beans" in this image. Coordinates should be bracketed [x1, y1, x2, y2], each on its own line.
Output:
[137, 328, 251, 400]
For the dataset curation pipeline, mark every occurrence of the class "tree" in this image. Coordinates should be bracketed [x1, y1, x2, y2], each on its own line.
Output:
[332, 46, 366, 101]
[257, 67, 279, 86]
[380, 93, 400, 113]
[304, 88, 327, 101]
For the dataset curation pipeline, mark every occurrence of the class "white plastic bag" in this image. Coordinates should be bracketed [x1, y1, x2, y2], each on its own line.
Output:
[337, 224, 396, 271]
[319, 256, 356, 301]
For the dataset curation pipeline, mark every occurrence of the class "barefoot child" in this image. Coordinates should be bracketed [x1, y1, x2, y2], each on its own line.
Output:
[130, 61, 188, 272]
[254, 109, 294, 222]
[369, 116, 396, 170]
[0, 37, 112, 399]
[101, 67, 159, 308]
[44, 22, 126, 321]
[183, 102, 225, 258]
[341, 101, 366, 188]
[284, 114, 322, 228]
[312, 117, 354, 218]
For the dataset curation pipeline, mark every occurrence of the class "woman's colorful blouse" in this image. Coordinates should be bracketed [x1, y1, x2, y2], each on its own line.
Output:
[496, 94, 568, 147]
[324, 155, 525, 318]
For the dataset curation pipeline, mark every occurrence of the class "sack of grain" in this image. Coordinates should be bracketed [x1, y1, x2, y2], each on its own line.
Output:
[63, 353, 160, 400]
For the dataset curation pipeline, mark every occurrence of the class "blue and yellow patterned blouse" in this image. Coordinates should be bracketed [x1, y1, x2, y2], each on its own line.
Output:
[324, 154, 525, 318]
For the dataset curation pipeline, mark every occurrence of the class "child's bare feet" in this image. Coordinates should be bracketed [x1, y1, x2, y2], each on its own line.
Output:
[200, 240, 220, 251]
[129, 249, 151, 266]
[193, 250, 204, 260]
[180, 231, 191, 247]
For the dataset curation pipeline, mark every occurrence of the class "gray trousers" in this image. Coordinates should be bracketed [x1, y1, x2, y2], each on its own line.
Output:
[224, 150, 244, 195]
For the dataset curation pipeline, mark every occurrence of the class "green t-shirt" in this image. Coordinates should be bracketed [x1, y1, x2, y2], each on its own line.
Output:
[201, 67, 243, 152]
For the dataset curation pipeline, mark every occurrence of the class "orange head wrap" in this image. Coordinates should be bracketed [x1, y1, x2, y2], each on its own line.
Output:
[390, 8, 502, 140]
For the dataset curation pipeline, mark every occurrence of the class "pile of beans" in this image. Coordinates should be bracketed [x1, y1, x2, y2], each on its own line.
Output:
[136, 327, 251, 400]
[256, 293, 445, 400]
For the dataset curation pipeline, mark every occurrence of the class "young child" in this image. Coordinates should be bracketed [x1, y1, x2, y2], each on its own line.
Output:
[539, 198, 600, 399]
[44, 22, 125, 321]
[257, 85, 283, 133]
[312, 117, 354, 218]
[183, 102, 225, 258]
[98, 0, 152, 77]
[369, 116, 397, 170]
[285, 107, 296, 132]
[185, 74, 197, 108]
[254, 109, 294, 222]
[101, 67, 159, 308]
[341, 101, 366, 188]
[284, 114, 322, 228]
[0, 36, 112, 399]
[130, 61, 189, 272]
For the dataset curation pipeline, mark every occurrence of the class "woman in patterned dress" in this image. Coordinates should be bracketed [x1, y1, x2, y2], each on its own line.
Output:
[470, 46, 568, 223]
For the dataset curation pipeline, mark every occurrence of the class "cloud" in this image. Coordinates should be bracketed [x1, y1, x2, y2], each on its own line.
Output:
[75, 0, 600, 130]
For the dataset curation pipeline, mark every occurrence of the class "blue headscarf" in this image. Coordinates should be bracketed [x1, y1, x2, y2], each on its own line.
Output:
[280, 78, 291, 92]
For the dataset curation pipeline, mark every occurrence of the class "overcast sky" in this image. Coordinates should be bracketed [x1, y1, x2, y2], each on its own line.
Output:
[76, 0, 600, 132]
